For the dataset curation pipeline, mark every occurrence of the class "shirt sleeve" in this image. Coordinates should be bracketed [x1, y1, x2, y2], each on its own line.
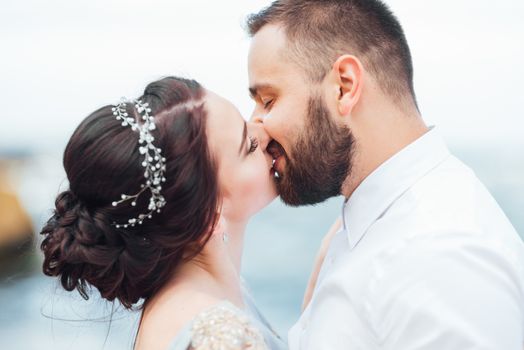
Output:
[367, 232, 524, 350]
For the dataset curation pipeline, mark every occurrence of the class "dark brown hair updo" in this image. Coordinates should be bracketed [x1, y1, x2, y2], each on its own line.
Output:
[40, 77, 219, 308]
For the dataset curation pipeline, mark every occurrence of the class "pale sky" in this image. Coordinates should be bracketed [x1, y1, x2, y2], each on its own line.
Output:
[1, 0, 523, 153]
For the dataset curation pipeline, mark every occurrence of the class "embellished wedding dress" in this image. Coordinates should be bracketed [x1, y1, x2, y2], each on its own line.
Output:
[168, 284, 286, 350]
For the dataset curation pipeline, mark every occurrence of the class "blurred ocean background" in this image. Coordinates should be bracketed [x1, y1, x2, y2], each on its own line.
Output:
[1, 0, 523, 349]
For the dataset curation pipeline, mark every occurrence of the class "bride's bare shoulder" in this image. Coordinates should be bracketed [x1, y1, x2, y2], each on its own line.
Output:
[135, 288, 222, 350]
[135, 289, 268, 350]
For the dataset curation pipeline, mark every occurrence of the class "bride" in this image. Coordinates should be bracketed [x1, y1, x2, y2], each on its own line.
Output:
[40, 76, 287, 349]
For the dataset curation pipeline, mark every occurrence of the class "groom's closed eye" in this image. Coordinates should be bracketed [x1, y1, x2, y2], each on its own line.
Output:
[262, 99, 274, 110]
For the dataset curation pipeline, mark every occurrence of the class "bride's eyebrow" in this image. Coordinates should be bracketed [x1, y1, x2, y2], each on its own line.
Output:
[238, 121, 248, 155]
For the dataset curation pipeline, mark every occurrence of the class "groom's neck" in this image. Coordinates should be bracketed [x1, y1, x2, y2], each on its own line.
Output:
[341, 99, 428, 199]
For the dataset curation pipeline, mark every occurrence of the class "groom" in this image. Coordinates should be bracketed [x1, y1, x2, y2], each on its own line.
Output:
[247, 1, 524, 349]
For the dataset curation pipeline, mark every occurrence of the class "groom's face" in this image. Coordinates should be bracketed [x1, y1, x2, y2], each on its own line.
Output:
[248, 25, 355, 206]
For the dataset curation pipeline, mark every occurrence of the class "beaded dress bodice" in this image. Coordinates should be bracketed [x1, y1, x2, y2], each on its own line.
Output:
[168, 300, 285, 350]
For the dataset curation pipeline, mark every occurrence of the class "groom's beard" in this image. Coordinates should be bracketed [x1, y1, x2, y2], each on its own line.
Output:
[276, 94, 355, 206]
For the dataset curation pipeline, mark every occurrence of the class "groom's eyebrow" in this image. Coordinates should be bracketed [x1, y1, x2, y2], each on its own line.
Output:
[249, 83, 272, 99]
[238, 121, 248, 155]
[249, 87, 258, 99]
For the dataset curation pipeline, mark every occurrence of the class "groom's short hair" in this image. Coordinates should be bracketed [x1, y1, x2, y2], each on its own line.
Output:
[247, 0, 416, 105]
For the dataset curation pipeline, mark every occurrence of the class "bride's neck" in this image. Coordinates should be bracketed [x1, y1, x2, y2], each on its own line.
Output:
[174, 218, 247, 301]
[137, 219, 249, 349]
[224, 219, 247, 270]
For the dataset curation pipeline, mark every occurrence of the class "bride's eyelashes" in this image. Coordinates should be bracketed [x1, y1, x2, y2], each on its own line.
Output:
[248, 136, 259, 154]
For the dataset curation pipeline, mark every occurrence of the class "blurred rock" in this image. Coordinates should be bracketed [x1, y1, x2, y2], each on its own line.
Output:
[0, 159, 35, 278]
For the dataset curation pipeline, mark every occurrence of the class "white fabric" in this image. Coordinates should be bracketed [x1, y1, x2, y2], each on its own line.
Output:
[289, 128, 524, 350]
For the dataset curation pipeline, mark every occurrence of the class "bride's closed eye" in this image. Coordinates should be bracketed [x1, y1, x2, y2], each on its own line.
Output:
[248, 136, 259, 154]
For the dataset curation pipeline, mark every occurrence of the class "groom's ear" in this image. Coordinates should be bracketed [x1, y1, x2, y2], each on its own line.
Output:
[332, 55, 363, 117]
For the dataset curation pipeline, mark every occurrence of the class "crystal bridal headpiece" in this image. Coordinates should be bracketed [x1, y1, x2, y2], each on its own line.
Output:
[110, 98, 167, 228]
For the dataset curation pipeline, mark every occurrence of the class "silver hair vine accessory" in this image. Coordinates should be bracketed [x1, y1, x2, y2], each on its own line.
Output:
[110, 98, 167, 228]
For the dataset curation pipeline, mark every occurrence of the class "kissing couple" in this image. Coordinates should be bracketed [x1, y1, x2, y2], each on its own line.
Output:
[40, 1, 524, 349]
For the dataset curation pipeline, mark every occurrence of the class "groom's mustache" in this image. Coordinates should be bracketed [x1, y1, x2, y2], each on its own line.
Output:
[267, 139, 285, 159]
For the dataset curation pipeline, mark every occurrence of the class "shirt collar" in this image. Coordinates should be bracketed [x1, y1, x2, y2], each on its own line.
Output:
[342, 127, 450, 250]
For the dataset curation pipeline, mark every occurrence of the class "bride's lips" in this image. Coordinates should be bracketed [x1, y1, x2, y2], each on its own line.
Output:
[267, 140, 286, 177]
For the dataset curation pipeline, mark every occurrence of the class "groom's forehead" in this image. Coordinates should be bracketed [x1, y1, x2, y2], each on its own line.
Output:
[248, 25, 289, 74]
[249, 24, 287, 54]
[248, 26, 305, 91]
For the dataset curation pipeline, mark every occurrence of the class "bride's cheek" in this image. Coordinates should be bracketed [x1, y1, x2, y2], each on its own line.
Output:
[243, 164, 268, 197]
[235, 158, 273, 206]
[240, 168, 260, 195]
[253, 160, 274, 197]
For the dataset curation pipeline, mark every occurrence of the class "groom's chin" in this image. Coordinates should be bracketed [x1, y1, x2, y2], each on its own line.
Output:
[279, 192, 331, 207]
[276, 175, 333, 207]
[274, 175, 300, 207]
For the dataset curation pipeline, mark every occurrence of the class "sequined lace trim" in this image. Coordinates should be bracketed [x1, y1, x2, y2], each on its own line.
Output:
[189, 302, 268, 350]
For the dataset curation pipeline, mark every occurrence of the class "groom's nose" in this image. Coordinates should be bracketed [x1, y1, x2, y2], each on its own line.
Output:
[251, 109, 278, 149]
[250, 113, 264, 124]
[250, 122, 271, 151]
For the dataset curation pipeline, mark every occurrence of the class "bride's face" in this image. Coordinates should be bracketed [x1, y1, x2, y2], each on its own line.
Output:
[205, 90, 277, 221]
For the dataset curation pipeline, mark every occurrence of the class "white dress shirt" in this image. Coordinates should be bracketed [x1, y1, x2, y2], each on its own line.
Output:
[289, 128, 524, 349]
